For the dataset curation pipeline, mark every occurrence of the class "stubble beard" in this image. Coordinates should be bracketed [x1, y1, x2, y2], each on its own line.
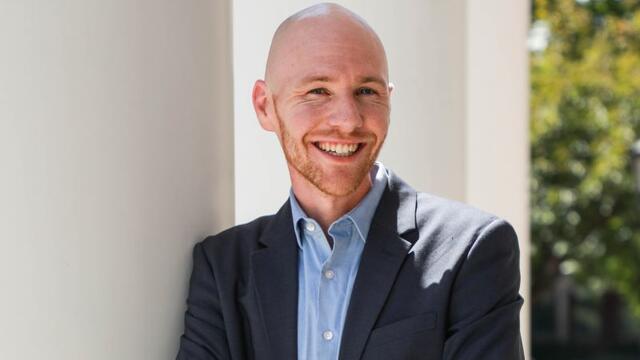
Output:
[274, 105, 383, 197]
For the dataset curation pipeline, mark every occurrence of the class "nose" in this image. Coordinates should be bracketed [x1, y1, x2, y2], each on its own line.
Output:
[327, 95, 363, 132]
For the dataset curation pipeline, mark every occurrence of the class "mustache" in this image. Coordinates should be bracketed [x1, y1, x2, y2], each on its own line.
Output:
[305, 130, 376, 142]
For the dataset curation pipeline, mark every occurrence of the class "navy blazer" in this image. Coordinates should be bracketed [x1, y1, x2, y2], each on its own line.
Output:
[176, 171, 524, 360]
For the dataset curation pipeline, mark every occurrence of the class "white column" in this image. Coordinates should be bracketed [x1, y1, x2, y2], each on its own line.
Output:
[465, 1, 531, 356]
[0, 0, 234, 358]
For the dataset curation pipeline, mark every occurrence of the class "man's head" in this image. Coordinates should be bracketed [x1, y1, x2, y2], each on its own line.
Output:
[252, 3, 392, 197]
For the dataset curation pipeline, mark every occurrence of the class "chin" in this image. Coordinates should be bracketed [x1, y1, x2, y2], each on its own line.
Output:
[313, 172, 368, 197]
[317, 183, 358, 197]
[286, 148, 375, 197]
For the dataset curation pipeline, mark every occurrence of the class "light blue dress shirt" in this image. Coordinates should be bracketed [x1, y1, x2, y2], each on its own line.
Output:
[289, 162, 389, 360]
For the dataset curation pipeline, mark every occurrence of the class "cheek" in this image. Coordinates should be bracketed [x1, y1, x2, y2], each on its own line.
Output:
[289, 104, 327, 125]
[359, 99, 390, 114]
[370, 122, 389, 143]
[293, 101, 332, 116]
[360, 104, 390, 135]
[279, 107, 320, 139]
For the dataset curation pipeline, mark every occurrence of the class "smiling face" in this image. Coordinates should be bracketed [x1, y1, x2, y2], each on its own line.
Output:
[253, 7, 391, 197]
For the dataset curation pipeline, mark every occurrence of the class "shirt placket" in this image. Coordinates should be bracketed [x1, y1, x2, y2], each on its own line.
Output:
[317, 221, 353, 359]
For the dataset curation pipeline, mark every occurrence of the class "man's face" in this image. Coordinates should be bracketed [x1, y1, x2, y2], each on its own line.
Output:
[262, 19, 391, 197]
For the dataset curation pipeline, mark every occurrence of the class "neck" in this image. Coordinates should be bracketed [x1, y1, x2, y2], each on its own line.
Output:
[290, 169, 372, 233]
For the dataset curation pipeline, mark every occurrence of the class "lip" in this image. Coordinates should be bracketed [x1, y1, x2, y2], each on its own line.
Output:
[309, 141, 367, 163]
[311, 139, 366, 145]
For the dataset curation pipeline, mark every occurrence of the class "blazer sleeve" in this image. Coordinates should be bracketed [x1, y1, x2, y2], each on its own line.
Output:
[176, 242, 232, 360]
[443, 218, 525, 360]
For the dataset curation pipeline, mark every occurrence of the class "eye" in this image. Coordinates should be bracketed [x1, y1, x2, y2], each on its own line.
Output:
[307, 88, 329, 95]
[357, 87, 378, 96]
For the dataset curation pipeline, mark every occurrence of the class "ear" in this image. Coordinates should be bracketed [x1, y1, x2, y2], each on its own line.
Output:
[252, 80, 276, 132]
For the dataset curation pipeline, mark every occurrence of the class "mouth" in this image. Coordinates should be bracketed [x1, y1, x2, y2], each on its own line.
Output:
[312, 141, 364, 157]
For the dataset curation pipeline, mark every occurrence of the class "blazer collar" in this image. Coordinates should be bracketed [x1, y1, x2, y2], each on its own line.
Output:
[251, 202, 299, 360]
[339, 170, 418, 360]
[251, 170, 418, 360]
[375, 169, 418, 239]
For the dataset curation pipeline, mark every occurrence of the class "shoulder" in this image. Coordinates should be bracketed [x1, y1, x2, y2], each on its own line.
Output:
[384, 168, 518, 249]
[414, 192, 518, 253]
[416, 192, 496, 232]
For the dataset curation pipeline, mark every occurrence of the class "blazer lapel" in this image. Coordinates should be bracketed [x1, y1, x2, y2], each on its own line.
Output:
[339, 172, 418, 360]
[250, 202, 298, 360]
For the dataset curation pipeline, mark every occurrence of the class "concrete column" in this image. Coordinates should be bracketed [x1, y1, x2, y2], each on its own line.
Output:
[0, 0, 233, 358]
[465, 1, 531, 356]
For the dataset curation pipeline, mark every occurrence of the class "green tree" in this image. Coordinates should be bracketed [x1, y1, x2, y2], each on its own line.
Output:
[531, 0, 640, 315]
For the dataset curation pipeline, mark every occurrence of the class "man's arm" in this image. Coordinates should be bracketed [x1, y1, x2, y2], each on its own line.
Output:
[443, 218, 525, 360]
[176, 242, 232, 360]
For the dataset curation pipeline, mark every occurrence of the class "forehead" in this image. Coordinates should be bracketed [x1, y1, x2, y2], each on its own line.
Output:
[268, 17, 388, 88]
[291, 42, 384, 75]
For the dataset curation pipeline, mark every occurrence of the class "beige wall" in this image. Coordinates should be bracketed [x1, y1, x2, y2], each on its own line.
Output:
[0, 0, 233, 359]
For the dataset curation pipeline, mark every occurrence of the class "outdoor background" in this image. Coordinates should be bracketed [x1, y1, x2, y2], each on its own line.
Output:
[529, 0, 640, 359]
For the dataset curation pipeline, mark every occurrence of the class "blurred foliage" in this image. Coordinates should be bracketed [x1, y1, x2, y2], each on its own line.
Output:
[531, 0, 640, 315]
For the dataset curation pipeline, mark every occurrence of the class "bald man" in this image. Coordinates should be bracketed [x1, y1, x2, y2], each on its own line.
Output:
[177, 4, 524, 360]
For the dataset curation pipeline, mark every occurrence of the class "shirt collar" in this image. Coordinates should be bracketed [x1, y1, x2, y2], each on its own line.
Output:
[289, 161, 389, 248]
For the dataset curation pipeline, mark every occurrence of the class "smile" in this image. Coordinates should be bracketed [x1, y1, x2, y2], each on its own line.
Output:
[313, 141, 362, 157]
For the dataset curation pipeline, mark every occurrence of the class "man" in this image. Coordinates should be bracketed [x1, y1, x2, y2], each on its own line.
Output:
[177, 3, 524, 360]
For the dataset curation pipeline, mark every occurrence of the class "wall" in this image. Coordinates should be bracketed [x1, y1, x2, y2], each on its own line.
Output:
[0, 0, 233, 358]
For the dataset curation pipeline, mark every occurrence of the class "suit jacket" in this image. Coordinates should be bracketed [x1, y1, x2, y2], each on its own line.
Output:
[176, 171, 524, 360]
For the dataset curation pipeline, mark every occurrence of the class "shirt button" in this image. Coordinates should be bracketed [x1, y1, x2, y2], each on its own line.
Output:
[323, 269, 335, 280]
[305, 222, 316, 232]
[322, 330, 334, 341]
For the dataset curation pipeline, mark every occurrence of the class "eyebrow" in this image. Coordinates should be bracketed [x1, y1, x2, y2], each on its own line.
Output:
[295, 75, 388, 88]
[297, 75, 332, 85]
[359, 76, 388, 88]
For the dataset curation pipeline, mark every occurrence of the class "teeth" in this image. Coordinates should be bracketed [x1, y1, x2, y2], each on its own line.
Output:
[316, 142, 360, 156]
